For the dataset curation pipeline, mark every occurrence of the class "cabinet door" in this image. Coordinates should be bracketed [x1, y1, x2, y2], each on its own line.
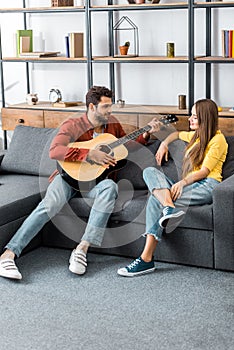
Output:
[1, 108, 44, 130]
[44, 111, 84, 129]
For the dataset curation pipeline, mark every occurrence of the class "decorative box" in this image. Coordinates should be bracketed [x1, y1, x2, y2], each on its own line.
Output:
[51, 0, 74, 7]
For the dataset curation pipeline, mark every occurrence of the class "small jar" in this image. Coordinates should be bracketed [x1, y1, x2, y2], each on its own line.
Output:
[26, 93, 38, 105]
[167, 42, 175, 58]
[178, 95, 186, 109]
[117, 99, 125, 108]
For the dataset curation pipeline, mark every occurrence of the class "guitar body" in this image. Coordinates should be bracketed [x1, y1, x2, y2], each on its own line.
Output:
[57, 133, 129, 188]
[57, 115, 178, 190]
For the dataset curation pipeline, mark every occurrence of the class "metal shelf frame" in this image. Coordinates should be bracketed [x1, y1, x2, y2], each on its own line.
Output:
[1, 1, 234, 149]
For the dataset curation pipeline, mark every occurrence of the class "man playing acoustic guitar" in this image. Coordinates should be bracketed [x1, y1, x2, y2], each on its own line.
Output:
[0, 86, 159, 280]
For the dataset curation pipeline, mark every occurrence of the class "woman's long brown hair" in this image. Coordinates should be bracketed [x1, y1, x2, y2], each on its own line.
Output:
[182, 99, 218, 178]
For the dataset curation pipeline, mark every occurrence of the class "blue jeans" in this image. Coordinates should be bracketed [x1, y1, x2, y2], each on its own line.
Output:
[143, 167, 219, 241]
[6, 175, 118, 257]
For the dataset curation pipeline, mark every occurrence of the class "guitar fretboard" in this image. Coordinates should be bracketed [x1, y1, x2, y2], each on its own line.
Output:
[109, 125, 152, 149]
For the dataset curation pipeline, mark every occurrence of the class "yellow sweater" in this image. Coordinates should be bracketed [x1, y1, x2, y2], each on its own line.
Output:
[179, 130, 228, 182]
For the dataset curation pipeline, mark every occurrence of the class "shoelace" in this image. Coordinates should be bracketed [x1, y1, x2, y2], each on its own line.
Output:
[163, 206, 172, 216]
[127, 258, 141, 270]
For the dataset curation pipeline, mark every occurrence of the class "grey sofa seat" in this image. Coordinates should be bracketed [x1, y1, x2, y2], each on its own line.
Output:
[0, 174, 49, 226]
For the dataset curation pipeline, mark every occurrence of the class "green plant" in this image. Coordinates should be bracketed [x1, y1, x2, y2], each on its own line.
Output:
[124, 41, 130, 47]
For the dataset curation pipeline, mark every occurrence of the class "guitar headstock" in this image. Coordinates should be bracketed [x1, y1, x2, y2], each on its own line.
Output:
[159, 114, 178, 126]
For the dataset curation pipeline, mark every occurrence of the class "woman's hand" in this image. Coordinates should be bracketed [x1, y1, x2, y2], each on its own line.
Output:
[155, 142, 168, 166]
[170, 180, 185, 201]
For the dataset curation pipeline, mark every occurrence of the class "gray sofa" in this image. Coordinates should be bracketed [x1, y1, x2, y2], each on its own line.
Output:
[0, 125, 234, 271]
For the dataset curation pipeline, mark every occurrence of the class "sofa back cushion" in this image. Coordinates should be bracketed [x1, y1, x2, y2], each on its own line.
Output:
[1, 125, 57, 177]
[115, 141, 160, 190]
[115, 139, 186, 189]
[222, 136, 234, 180]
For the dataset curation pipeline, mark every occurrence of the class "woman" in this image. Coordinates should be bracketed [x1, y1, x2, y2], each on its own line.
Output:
[117, 98, 228, 277]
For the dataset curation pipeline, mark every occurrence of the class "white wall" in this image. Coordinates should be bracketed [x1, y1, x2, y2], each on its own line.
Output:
[1, 0, 234, 109]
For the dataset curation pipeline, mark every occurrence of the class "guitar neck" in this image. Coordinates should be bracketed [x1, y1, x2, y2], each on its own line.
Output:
[110, 125, 151, 149]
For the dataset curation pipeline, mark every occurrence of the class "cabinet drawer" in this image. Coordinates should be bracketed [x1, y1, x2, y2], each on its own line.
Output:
[1, 108, 44, 130]
[44, 111, 83, 128]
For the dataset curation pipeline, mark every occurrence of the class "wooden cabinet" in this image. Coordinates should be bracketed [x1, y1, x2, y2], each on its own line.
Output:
[1, 103, 190, 136]
[1, 108, 44, 130]
[44, 111, 83, 129]
[2, 103, 233, 137]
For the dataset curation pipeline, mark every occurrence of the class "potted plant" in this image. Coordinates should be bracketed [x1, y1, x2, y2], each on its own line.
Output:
[119, 41, 130, 55]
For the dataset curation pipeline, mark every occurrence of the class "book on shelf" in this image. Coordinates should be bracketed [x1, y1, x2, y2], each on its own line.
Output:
[16, 29, 33, 56]
[20, 36, 31, 53]
[52, 101, 83, 108]
[67, 32, 83, 58]
[65, 36, 70, 57]
[229, 30, 233, 58]
[19, 51, 60, 58]
[221, 29, 234, 58]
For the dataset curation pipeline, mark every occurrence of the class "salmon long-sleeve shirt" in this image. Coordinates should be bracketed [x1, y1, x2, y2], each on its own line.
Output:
[49, 113, 149, 181]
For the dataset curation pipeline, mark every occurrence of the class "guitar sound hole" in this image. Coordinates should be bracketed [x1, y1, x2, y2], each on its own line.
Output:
[98, 144, 114, 156]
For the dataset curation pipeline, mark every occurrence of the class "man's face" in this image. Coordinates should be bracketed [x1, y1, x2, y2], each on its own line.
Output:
[93, 96, 113, 124]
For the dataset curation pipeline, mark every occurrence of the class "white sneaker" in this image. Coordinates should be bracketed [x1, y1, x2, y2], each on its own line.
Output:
[69, 249, 87, 275]
[0, 258, 22, 280]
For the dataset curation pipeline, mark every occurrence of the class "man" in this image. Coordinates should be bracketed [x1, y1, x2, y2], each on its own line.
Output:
[0, 86, 159, 280]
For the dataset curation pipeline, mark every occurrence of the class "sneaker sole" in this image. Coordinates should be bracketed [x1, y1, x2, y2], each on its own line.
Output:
[159, 211, 185, 230]
[0, 269, 22, 280]
[69, 264, 86, 275]
[117, 267, 156, 277]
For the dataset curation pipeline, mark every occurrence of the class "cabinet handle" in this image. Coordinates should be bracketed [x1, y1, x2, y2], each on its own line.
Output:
[17, 118, 25, 123]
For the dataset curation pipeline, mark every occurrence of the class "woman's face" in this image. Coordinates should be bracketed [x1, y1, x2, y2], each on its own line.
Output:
[188, 105, 199, 130]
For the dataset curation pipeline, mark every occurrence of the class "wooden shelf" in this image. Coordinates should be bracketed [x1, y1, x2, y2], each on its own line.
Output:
[91, 3, 188, 10]
[7, 102, 189, 115]
[93, 56, 188, 62]
[2, 57, 87, 62]
[0, 6, 84, 13]
[7, 102, 234, 116]
[195, 1, 234, 8]
[5, 56, 234, 64]
[195, 56, 234, 62]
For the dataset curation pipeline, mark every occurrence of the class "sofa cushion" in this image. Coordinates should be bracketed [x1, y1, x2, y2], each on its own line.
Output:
[0, 174, 49, 226]
[115, 140, 161, 189]
[1, 125, 57, 177]
[222, 136, 234, 180]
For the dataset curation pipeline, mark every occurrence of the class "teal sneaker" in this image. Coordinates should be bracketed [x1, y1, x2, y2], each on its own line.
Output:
[117, 257, 155, 277]
[159, 206, 185, 233]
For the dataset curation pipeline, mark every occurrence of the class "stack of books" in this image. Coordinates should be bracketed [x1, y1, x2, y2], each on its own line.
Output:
[65, 32, 84, 58]
[222, 30, 234, 58]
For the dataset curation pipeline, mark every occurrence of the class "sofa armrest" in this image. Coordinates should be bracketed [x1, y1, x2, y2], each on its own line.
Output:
[213, 174, 234, 271]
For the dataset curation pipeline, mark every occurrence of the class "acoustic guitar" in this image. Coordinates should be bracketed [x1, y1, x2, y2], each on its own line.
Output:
[57, 114, 178, 190]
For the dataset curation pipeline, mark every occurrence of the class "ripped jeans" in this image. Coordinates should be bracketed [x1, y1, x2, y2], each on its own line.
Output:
[143, 167, 219, 241]
[6, 175, 118, 257]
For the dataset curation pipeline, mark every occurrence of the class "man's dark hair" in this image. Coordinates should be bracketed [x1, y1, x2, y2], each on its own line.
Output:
[86, 86, 114, 108]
